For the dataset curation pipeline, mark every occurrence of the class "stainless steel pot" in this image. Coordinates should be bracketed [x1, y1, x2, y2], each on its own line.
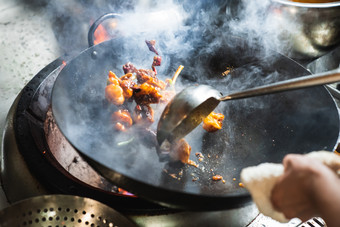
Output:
[224, 0, 340, 59]
[270, 0, 340, 58]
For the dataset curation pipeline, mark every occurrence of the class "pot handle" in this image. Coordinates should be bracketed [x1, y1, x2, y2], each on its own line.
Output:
[88, 13, 121, 47]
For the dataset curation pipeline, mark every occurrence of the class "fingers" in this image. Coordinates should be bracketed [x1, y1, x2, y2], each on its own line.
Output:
[270, 175, 283, 211]
[271, 154, 312, 213]
[282, 154, 319, 174]
[282, 154, 304, 170]
[271, 153, 325, 221]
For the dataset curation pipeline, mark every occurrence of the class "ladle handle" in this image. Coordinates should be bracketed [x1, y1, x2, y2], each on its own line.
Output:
[220, 68, 340, 101]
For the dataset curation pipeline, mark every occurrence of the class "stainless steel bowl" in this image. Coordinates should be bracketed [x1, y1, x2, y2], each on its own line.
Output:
[271, 0, 340, 59]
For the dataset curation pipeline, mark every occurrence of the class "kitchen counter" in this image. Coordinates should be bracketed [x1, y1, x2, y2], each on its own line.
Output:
[0, 0, 61, 209]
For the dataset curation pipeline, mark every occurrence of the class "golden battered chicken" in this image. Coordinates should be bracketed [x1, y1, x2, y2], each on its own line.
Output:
[105, 84, 125, 106]
[111, 109, 133, 131]
[169, 139, 192, 164]
[133, 83, 163, 105]
[132, 104, 154, 126]
[202, 112, 225, 132]
[120, 79, 134, 99]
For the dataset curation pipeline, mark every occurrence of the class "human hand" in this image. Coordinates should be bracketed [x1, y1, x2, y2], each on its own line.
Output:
[271, 153, 340, 226]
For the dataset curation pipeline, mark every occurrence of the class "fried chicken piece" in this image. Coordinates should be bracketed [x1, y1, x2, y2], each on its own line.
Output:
[136, 69, 156, 82]
[120, 79, 134, 99]
[120, 72, 134, 81]
[123, 62, 137, 74]
[149, 77, 166, 90]
[107, 71, 121, 85]
[107, 71, 135, 101]
[133, 83, 163, 105]
[105, 84, 124, 105]
[169, 139, 192, 164]
[136, 69, 166, 89]
[202, 112, 225, 132]
[111, 109, 133, 131]
[133, 104, 154, 125]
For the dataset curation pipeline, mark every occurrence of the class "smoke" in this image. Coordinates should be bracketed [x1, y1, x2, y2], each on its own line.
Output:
[116, 1, 192, 58]
[223, 0, 303, 59]
[42, 0, 302, 60]
[42, 0, 228, 55]
[50, 0, 318, 192]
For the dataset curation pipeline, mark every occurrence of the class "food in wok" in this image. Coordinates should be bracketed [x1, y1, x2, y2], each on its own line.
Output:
[104, 40, 225, 164]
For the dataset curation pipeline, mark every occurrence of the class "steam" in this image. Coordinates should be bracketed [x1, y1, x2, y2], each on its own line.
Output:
[50, 0, 314, 192]
[117, 1, 193, 59]
[227, 0, 281, 49]
[44, 0, 300, 60]
[224, 0, 304, 58]
[121, 1, 188, 34]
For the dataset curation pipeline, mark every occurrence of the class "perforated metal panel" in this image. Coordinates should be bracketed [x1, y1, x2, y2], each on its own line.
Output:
[0, 195, 136, 227]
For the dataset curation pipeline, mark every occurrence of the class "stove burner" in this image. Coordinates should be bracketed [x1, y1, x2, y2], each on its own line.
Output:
[0, 56, 264, 226]
[6, 57, 164, 213]
[1, 55, 329, 227]
[44, 107, 118, 193]
[1, 0, 337, 225]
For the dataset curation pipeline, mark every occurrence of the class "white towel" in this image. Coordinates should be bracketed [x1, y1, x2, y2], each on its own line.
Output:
[240, 151, 340, 223]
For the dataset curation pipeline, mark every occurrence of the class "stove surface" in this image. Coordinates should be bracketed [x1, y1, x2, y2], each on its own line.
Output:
[0, 0, 61, 142]
[0, 0, 61, 210]
[0, 0, 338, 226]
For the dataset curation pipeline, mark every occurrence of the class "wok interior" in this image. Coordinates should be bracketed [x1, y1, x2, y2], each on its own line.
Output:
[52, 36, 339, 199]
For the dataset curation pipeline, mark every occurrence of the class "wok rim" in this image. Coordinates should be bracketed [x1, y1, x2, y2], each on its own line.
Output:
[272, 0, 340, 8]
[51, 37, 340, 211]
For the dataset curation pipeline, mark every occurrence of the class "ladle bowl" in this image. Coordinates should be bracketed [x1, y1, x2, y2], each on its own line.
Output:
[157, 68, 340, 145]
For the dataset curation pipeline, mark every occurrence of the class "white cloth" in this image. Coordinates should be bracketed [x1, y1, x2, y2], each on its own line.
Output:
[240, 151, 340, 223]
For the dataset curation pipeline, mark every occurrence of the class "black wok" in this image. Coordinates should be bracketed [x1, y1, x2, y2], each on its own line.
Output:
[51, 34, 340, 211]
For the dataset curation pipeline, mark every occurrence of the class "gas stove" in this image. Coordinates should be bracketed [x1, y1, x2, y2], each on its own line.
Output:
[1, 46, 328, 227]
[0, 0, 339, 226]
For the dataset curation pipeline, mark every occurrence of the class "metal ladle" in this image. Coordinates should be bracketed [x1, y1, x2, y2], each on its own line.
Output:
[157, 68, 340, 145]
